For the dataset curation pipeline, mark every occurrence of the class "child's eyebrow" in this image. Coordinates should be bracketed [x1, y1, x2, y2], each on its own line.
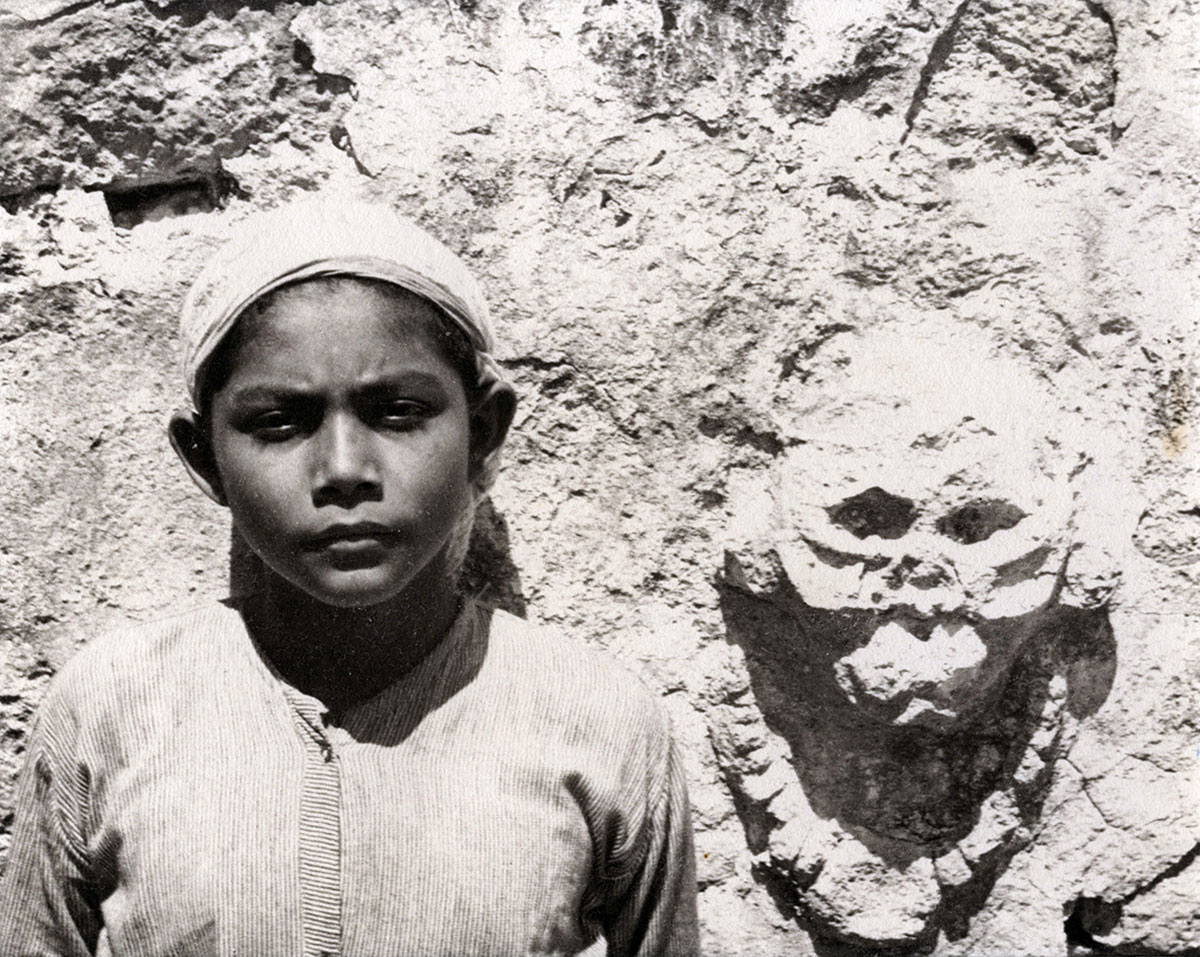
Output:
[225, 372, 451, 404]
[356, 371, 451, 394]
[225, 385, 315, 404]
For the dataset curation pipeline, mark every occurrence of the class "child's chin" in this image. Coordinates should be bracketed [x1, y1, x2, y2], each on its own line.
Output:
[314, 579, 407, 609]
[283, 568, 412, 609]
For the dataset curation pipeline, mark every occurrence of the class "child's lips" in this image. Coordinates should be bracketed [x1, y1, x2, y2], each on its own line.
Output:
[303, 522, 400, 549]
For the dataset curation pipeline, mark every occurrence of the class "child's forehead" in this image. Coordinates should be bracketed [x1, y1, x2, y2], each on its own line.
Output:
[260, 275, 432, 312]
[242, 277, 448, 341]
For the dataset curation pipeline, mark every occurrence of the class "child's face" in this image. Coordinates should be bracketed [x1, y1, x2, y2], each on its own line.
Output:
[192, 280, 481, 608]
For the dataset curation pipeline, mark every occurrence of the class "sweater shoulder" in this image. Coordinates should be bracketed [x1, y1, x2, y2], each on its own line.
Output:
[42, 601, 243, 720]
[482, 608, 672, 743]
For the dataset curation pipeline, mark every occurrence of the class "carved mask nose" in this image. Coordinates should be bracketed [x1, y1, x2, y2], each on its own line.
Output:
[885, 556, 952, 591]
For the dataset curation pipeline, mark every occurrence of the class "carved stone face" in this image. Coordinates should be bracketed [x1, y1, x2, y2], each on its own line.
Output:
[714, 330, 1116, 949]
[728, 331, 1076, 729]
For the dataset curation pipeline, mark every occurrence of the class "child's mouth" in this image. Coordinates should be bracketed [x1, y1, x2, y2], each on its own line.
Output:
[304, 523, 401, 550]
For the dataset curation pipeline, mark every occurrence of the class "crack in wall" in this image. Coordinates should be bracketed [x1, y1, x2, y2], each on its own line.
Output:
[1062, 757, 1114, 827]
[1117, 841, 1200, 905]
[141, 0, 318, 26]
[2, 0, 137, 28]
[329, 124, 374, 178]
[1082, 0, 1122, 143]
[291, 38, 356, 97]
[95, 166, 245, 228]
[1065, 844, 1200, 956]
[900, 0, 972, 144]
[0, 184, 59, 214]
[657, 0, 679, 33]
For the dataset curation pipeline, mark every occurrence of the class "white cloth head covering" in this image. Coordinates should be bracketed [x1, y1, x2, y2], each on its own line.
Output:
[180, 198, 505, 408]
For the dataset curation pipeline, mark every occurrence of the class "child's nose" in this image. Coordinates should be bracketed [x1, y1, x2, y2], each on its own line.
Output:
[311, 413, 382, 505]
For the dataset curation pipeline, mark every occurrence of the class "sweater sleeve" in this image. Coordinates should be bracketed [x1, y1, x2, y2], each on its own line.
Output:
[0, 678, 103, 957]
[600, 720, 700, 957]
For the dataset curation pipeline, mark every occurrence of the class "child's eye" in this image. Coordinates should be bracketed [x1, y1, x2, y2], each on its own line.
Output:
[245, 410, 303, 441]
[374, 399, 431, 428]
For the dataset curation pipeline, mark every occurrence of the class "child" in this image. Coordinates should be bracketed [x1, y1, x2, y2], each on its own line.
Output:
[0, 200, 698, 956]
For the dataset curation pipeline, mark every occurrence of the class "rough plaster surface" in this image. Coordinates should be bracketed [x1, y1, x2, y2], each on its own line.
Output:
[1, 0, 1198, 953]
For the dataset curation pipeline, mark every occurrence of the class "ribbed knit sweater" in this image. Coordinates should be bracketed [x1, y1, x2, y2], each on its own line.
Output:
[0, 599, 698, 957]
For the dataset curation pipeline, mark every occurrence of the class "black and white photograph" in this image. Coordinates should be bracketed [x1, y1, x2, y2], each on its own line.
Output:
[0, 1, 1196, 954]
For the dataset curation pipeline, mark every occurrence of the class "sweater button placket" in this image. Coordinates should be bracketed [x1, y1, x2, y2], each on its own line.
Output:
[288, 696, 343, 957]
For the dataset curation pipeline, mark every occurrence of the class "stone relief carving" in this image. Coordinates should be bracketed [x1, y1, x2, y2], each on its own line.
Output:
[711, 330, 1118, 951]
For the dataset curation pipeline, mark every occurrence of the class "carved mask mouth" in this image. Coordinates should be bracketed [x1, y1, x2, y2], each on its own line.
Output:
[833, 617, 992, 728]
[725, 581, 1062, 731]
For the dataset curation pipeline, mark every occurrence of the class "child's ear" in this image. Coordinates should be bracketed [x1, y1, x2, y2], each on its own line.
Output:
[468, 382, 517, 490]
[168, 410, 227, 507]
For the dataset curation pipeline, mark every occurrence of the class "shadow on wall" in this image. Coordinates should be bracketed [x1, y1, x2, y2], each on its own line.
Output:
[227, 496, 526, 618]
[715, 576, 1115, 954]
[459, 498, 527, 619]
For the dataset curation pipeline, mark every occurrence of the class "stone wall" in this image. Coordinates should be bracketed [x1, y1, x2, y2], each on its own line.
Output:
[2, 0, 1198, 952]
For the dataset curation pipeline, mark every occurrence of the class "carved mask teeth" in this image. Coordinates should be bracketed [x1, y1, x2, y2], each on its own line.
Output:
[877, 610, 979, 639]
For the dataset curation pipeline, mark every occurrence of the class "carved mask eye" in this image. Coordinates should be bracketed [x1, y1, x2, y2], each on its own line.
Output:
[826, 487, 917, 540]
[936, 499, 1026, 544]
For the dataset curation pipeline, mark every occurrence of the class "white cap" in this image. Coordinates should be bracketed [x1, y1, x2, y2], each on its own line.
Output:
[179, 198, 504, 408]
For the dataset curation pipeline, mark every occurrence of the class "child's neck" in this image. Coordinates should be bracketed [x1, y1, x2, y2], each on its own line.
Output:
[242, 575, 461, 718]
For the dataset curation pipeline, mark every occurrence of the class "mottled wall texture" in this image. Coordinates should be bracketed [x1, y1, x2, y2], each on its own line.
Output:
[2, 0, 1198, 953]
